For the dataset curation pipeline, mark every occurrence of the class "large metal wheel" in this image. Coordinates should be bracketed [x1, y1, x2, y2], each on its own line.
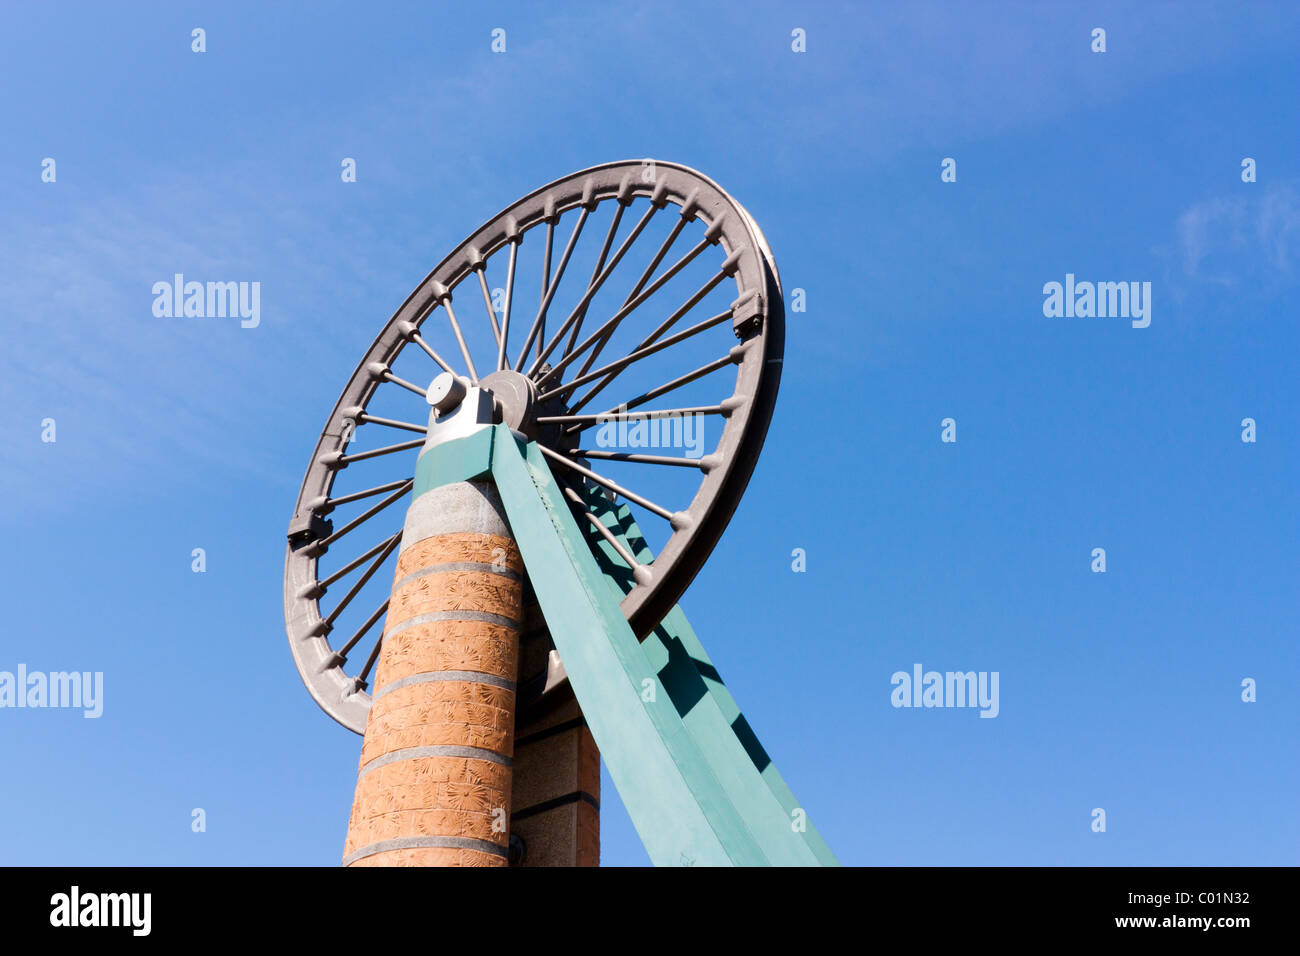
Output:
[285, 160, 785, 733]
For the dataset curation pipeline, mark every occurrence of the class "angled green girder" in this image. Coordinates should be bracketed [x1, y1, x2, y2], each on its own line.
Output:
[411, 423, 835, 866]
[578, 488, 840, 867]
[488, 428, 764, 866]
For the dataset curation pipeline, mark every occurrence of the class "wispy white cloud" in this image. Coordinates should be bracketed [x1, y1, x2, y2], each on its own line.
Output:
[1172, 184, 1300, 287]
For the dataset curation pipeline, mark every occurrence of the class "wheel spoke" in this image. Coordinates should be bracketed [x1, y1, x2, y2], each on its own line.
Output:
[377, 369, 429, 398]
[530, 217, 554, 369]
[537, 444, 674, 521]
[337, 438, 425, 466]
[527, 202, 660, 378]
[475, 265, 503, 357]
[324, 533, 402, 627]
[565, 202, 626, 358]
[559, 480, 645, 570]
[566, 271, 732, 415]
[442, 297, 479, 382]
[357, 414, 427, 435]
[498, 240, 519, 372]
[408, 330, 454, 375]
[335, 597, 389, 666]
[516, 207, 590, 371]
[327, 480, 414, 509]
[573, 216, 686, 380]
[534, 235, 713, 390]
[356, 614, 389, 683]
[625, 218, 687, 305]
[319, 530, 403, 588]
[563, 448, 704, 468]
[318, 479, 413, 548]
[569, 235, 714, 383]
[537, 307, 731, 404]
[535, 404, 725, 426]
[569, 355, 736, 435]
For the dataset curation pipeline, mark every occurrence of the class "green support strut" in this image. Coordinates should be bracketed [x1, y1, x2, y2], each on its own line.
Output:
[413, 423, 836, 867]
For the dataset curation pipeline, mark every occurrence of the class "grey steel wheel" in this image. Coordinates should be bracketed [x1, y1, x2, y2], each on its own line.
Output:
[285, 160, 785, 733]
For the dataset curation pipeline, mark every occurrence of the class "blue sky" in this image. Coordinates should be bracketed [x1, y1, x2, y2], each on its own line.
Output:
[1, 1, 1297, 866]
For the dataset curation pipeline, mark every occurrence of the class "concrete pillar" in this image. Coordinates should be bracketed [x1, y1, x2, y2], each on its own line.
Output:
[343, 480, 522, 867]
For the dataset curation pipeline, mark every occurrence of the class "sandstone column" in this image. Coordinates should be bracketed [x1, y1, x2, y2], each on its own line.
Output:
[343, 480, 522, 867]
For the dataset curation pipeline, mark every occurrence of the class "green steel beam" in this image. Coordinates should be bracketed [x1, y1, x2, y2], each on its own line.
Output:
[579, 488, 839, 866]
[410, 424, 835, 866]
[486, 426, 768, 865]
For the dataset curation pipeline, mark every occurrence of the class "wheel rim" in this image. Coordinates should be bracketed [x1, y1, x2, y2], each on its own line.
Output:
[285, 159, 784, 733]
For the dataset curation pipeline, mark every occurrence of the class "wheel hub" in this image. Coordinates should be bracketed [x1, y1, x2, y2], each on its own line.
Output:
[478, 369, 539, 438]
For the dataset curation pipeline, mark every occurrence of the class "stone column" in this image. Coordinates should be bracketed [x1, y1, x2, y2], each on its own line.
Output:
[343, 480, 522, 867]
